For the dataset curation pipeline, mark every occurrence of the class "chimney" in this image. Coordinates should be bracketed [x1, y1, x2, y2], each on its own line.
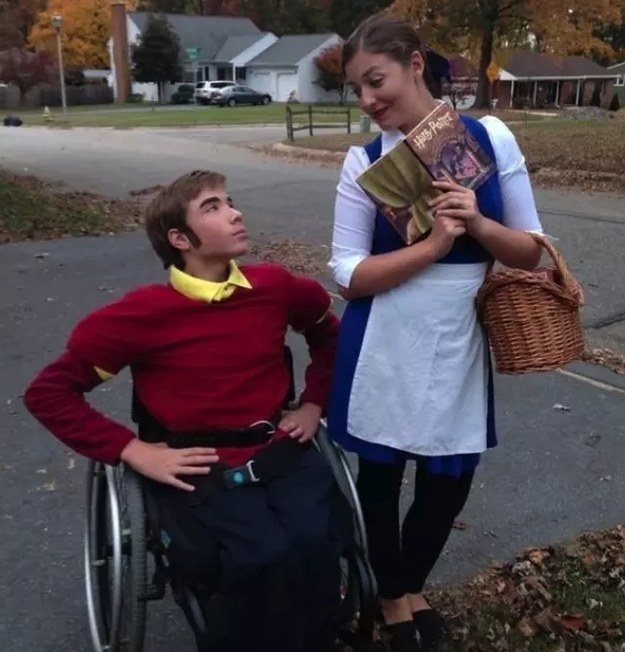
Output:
[110, 2, 131, 103]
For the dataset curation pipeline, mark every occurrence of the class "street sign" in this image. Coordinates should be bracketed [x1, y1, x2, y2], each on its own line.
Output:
[486, 60, 500, 84]
[186, 47, 202, 61]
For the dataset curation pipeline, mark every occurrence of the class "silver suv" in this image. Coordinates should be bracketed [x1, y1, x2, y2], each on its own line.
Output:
[194, 81, 236, 104]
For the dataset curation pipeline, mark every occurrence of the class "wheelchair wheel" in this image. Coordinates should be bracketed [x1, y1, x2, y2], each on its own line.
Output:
[315, 424, 378, 648]
[84, 461, 148, 651]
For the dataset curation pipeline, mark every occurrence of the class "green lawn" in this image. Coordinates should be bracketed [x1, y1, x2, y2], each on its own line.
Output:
[15, 102, 356, 129]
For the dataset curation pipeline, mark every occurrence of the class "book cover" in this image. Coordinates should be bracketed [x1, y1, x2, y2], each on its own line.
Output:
[404, 102, 496, 189]
[356, 102, 496, 244]
[356, 138, 441, 245]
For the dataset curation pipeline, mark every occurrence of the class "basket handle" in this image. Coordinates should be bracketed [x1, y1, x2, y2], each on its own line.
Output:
[527, 232, 583, 303]
[478, 232, 584, 311]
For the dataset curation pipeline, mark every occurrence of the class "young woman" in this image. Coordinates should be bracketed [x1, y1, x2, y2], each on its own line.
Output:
[326, 14, 545, 652]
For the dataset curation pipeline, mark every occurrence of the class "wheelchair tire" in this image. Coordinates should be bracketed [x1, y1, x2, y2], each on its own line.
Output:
[315, 425, 378, 648]
[84, 461, 148, 652]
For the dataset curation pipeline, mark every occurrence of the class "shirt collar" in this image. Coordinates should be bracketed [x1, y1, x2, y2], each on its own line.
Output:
[169, 261, 252, 303]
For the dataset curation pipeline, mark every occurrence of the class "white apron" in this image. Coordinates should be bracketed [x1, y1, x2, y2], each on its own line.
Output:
[346, 262, 490, 456]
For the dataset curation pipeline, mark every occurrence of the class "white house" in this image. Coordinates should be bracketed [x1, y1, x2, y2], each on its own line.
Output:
[245, 33, 342, 103]
[108, 6, 342, 103]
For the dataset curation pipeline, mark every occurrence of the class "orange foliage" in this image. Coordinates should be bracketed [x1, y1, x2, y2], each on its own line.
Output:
[28, 0, 138, 69]
[529, 0, 622, 58]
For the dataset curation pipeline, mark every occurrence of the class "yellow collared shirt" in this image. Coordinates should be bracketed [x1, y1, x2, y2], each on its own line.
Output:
[169, 261, 252, 303]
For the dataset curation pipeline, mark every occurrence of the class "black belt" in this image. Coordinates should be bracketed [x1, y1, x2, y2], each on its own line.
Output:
[167, 412, 282, 449]
[183, 438, 311, 506]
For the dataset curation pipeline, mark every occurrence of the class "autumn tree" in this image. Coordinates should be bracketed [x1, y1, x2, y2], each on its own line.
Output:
[29, 0, 138, 70]
[330, 0, 392, 37]
[137, 0, 190, 11]
[530, 1, 622, 59]
[235, 0, 332, 33]
[0, 0, 45, 49]
[581, 6, 625, 65]
[0, 47, 53, 102]
[389, 0, 622, 108]
[314, 42, 346, 103]
[137, 0, 242, 15]
[131, 13, 183, 102]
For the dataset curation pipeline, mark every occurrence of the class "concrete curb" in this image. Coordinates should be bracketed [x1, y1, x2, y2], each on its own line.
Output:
[269, 142, 345, 164]
[564, 360, 625, 390]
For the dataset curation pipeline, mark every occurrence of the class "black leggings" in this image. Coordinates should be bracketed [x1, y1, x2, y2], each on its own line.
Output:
[357, 456, 474, 599]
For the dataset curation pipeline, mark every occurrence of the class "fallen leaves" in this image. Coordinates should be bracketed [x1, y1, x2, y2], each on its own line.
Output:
[247, 239, 330, 276]
[0, 168, 150, 244]
[431, 525, 625, 651]
[276, 116, 625, 194]
[582, 348, 625, 375]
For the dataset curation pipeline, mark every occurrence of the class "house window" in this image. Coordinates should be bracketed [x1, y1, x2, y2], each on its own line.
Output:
[204, 66, 211, 81]
[235, 66, 246, 81]
[615, 74, 624, 87]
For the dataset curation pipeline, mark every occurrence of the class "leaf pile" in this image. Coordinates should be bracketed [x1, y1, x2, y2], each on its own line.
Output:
[582, 348, 625, 375]
[279, 117, 625, 194]
[513, 120, 625, 193]
[430, 525, 625, 651]
[0, 169, 149, 244]
[248, 238, 331, 276]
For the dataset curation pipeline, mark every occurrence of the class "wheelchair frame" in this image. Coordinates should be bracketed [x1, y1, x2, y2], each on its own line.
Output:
[83, 350, 378, 652]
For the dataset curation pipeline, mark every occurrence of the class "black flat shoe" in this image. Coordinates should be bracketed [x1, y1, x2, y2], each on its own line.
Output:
[412, 609, 448, 650]
[383, 620, 421, 651]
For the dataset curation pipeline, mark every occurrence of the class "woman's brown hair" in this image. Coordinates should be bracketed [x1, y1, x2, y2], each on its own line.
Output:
[342, 14, 424, 71]
[341, 13, 441, 98]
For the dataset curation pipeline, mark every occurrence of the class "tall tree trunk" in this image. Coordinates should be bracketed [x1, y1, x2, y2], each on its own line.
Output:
[475, 25, 495, 109]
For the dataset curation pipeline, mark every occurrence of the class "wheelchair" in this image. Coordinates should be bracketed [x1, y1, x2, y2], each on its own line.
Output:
[83, 348, 378, 651]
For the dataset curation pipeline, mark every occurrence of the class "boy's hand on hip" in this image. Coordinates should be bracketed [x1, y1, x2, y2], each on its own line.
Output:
[120, 439, 219, 491]
[279, 402, 322, 443]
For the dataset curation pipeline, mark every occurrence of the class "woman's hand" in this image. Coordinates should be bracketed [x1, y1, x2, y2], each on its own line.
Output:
[428, 214, 466, 259]
[428, 180, 485, 237]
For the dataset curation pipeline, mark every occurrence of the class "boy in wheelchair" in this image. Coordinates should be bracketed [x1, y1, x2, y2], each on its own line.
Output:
[24, 170, 351, 652]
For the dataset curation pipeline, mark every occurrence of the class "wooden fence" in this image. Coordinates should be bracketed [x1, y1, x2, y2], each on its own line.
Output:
[0, 82, 113, 110]
[285, 104, 352, 141]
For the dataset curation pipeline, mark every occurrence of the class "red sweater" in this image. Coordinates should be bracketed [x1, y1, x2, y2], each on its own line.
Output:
[24, 263, 338, 467]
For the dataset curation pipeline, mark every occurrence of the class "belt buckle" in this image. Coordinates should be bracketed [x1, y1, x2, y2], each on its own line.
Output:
[223, 460, 260, 489]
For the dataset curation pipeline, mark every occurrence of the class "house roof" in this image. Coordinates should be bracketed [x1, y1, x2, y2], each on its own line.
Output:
[505, 51, 563, 78]
[446, 55, 478, 79]
[607, 61, 625, 73]
[503, 50, 613, 79]
[247, 33, 336, 66]
[560, 55, 611, 77]
[128, 12, 260, 60]
[213, 33, 267, 62]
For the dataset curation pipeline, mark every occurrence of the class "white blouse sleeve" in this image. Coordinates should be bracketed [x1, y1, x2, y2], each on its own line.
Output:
[329, 146, 377, 288]
[480, 115, 543, 233]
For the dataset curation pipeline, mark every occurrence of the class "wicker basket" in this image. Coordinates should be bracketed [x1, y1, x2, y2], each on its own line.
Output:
[476, 233, 585, 375]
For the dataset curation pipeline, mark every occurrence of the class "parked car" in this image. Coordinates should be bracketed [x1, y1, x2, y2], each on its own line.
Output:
[211, 85, 272, 107]
[194, 81, 236, 105]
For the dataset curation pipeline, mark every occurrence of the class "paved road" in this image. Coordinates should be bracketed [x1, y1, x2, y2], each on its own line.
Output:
[1, 126, 625, 651]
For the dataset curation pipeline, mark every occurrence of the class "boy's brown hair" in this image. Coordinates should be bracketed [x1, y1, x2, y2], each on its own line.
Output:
[144, 169, 226, 269]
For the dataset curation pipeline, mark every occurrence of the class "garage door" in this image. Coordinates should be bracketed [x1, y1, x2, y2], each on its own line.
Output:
[277, 72, 297, 102]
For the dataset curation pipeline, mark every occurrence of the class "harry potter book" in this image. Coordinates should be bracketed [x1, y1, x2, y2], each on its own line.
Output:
[356, 102, 496, 244]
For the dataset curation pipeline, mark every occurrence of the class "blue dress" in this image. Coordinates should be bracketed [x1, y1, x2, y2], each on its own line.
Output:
[327, 116, 504, 478]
